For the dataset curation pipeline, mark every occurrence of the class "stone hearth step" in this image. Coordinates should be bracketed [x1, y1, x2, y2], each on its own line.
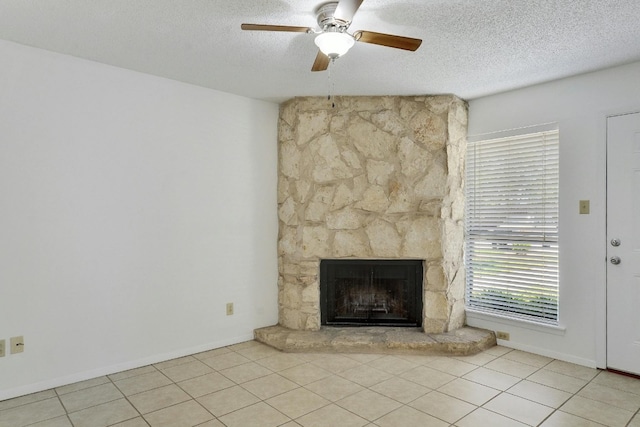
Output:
[254, 325, 496, 356]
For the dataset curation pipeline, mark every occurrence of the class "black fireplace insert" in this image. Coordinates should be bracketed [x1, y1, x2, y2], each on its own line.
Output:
[320, 259, 423, 326]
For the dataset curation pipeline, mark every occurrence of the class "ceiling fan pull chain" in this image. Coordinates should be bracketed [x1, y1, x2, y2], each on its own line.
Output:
[327, 61, 335, 108]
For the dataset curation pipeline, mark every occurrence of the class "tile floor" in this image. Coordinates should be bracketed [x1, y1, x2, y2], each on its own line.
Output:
[2, 341, 640, 427]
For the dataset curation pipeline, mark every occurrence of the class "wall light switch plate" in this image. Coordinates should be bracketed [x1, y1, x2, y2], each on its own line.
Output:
[10, 336, 24, 354]
[226, 303, 234, 316]
[0, 339, 5, 357]
[579, 200, 590, 214]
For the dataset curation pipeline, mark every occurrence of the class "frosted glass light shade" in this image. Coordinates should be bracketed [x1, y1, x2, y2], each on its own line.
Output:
[314, 31, 355, 59]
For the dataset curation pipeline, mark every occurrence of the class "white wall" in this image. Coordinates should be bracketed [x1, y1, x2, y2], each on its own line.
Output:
[0, 40, 279, 400]
[467, 61, 640, 367]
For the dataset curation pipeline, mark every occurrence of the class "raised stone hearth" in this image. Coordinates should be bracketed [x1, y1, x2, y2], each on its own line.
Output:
[255, 325, 496, 356]
[277, 95, 467, 334]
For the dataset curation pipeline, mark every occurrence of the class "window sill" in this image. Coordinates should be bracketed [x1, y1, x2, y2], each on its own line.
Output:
[466, 308, 566, 336]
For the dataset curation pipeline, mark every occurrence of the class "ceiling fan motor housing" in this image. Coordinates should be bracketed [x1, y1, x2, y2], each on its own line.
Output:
[316, 2, 349, 30]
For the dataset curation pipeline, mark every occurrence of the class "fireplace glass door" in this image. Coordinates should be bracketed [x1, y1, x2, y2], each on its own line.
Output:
[320, 259, 423, 326]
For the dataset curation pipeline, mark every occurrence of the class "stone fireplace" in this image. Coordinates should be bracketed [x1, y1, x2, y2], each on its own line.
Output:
[277, 95, 467, 334]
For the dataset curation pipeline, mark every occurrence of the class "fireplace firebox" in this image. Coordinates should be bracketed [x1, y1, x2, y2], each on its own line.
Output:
[320, 260, 423, 326]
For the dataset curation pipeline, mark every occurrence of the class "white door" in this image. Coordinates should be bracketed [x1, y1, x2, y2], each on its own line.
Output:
[607, 112, 640, 375]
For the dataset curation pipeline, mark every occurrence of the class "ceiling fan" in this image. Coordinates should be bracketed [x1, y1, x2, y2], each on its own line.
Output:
[241, 0, 422, 72]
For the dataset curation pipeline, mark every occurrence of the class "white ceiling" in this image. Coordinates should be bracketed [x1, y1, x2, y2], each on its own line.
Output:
[1, 0, 640, 103]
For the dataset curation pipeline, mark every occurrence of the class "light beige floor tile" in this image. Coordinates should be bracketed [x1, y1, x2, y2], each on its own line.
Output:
[108, 365, 157, 382]
[527, 369, 588, 394]
[226, 340, 261, 351]
[344, 353, 385, 363]
[196, 385, 260, 417]
[544, 360, 599, 381]
[177, 371, 235, 398]
[0, 397, 66, 427]
[192, 347, 231, 360]
[153, 355, 197, 370]
[279, 363, 332, 386]
[369, 377, 430, 404]
[240, 373, 298, 400]
[409, 390, 475, 424]
[592, 370, 640, 395]
[256, 353, 305, 372]
[396, 354, 441, 365]
[59, 382, 123, 412]
[456, 407, 528, 427]
[55, 376, 110, 395]
[400, 365, 456, 389]
[366, 355, 418, 375]
[266, 388, 330, 419]
[577, 382, 640, 411]
[128, 384, 191, 414]
[196, 420, 226, 427]
[335, 389, 402, 421]
[629, 413, 640, 427]
[425, 357, 477, 377]
[484, 357, 540, 378]
[68, 398, 139, 427]
[200, 352, 251, 371]
[111, 417, 151, 427]
[484, 346, 514, 357]
[143, 400, 213, 427]
[310, 353, 362, 374]
[560, 395, 634, 426]
[463, 367, 522, 391]
[219, 361, 272, 384]
[507, 380, 572, 408]
[114, 371, 173, 396]
[10, 342, 640, 427]
[218, 402, 290, 427]
[501, 350, 554, 368]
[483, 392, 554, 426]
[375, 405, 449, 427]
[27, 415, 73, 427]
[294, 352, 327, 363]
[296, 403, 368, 427]
[160, 360, 214, 383]
[437, 377, 500, 406]
[540, 411, 605, 427]
[304, 375, 365, 401]
[0, 389, 56, 411]
[235, 344, 281, 361]
[338, 364, 393, 387]
[454, 351, 498, 366]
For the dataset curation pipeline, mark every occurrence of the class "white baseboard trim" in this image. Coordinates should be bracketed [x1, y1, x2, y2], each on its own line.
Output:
[0, 333, 254, 402]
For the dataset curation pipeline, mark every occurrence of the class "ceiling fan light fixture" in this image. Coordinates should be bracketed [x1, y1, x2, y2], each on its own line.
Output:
[314, 30, 355, 59]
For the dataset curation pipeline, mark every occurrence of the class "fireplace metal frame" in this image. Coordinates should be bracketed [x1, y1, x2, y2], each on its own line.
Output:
[320, 259, 423, 327]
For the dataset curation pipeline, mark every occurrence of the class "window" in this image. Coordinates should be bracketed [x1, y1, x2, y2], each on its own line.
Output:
[465, 126, 559, 324]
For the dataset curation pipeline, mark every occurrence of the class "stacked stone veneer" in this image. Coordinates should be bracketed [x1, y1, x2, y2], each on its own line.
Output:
[277, 95, 467, 334]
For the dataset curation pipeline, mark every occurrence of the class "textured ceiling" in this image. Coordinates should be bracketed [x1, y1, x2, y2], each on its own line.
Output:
[1, 0, 640, 103]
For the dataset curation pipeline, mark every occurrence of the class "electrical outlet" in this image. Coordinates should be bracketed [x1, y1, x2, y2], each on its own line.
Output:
[0, 339, 5, 357]
[226, 303, 234, 316]
[10, 336, 24, 354]
[496, 331, 510, 341]
[579, 200, 590, 214]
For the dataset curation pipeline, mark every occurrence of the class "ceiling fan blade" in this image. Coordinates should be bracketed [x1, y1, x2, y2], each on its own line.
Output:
[354, 30, 422, 51]
[241, 23, 312, 33]
[311, 51, 330, 72]
[334, 0, 364, 23]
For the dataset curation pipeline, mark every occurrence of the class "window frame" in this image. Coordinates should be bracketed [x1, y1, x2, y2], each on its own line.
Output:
[465, 124, 560, 326]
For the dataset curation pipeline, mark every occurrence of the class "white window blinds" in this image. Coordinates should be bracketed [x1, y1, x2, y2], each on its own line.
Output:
[465, 128, 559, 324]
